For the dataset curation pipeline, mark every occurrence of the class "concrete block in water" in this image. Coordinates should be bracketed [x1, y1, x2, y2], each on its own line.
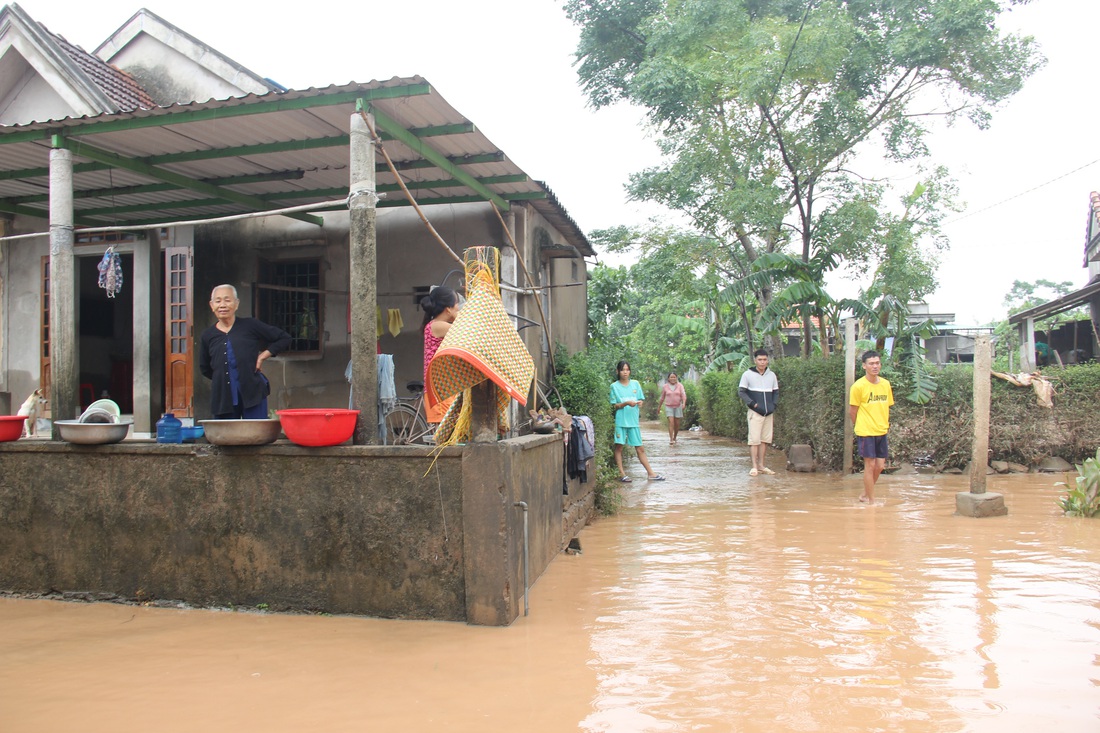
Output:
[787, 444, 814, 472]
[955, 491, 1008, 517]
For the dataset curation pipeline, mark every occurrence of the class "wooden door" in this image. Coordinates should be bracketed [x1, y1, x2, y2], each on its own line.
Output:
[164, 247, 193, 417]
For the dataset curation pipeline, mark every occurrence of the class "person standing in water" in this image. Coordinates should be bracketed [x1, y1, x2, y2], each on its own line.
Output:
[849, 350, 894, 503]
[421, 285, 459, 424]
[609, 360, 665, 483]
[738, 349, 779, 476]
[199, 284, 291, 419]
[657, 371, 687, 445]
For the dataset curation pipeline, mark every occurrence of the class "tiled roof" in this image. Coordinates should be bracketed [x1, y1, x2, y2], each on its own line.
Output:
[782, 316, 822, 330]
[47, 26, 155, 112]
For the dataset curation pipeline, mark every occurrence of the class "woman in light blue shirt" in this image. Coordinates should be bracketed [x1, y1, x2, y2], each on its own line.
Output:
[609, 360, 665, 482]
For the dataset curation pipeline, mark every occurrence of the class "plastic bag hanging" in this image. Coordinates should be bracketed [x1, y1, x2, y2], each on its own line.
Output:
[97, 247, 123, 298]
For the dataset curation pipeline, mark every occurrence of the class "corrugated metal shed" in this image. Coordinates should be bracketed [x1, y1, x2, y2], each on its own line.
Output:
[0, 77, 592, 255]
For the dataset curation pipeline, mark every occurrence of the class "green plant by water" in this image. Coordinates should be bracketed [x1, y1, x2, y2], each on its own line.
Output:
[1058, 448, 1100, 517]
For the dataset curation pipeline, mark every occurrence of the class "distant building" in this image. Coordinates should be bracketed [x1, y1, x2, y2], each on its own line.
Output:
[1007, 190, 1100, 369]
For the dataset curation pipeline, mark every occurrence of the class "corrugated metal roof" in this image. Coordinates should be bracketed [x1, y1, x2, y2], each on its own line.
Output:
[0, 78, 592, 255]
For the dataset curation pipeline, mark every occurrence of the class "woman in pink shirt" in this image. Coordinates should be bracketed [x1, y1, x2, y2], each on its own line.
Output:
[657, 372, 687, 445]
[421, 286, 459, 423]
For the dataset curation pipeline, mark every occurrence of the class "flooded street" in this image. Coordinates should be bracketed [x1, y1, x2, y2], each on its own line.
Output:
[2, 424, 1098, 732]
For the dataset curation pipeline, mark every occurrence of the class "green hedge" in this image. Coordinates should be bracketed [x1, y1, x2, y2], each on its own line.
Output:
[641, 381, 660, 420]
[552, 349, 620, 513]
[697, 358, 1100, 470]
[698, 370, 747, 441]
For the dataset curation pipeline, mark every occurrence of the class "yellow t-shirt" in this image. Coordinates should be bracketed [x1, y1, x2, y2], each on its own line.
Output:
[850, 376, 894, 437]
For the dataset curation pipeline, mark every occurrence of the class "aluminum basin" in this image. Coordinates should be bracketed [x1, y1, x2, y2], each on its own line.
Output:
[200, 418, 282, 445]
[55, 419, 133, 445]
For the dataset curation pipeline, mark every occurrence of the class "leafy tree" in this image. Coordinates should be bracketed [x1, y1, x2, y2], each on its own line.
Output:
[587, 263, 637, 352]
[1003, 279, 1078, 315]
[630, 294, 711, 379]
[589, 224, 748, 372]
[566, 0, 1042, 357]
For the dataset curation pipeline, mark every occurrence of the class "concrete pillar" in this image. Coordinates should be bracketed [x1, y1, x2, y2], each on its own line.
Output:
[1017, 319, 1035, 371]
[501, 211, 519, 433]
[969, 334, 991, 494]
[958, 334, 1007, 517]
[131, 232, 160, 435]
[0, 215, 8, 396]
[349, 110, 378, 444]
[461, 440, 518, 626]
[49, 145, 77, 433]
[843, 318, 856, 475]
[470, 380, 498, 443]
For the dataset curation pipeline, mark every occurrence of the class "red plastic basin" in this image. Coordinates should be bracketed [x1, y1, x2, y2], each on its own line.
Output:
[0, 415, 27, 442]
[276, 409, 359, 447]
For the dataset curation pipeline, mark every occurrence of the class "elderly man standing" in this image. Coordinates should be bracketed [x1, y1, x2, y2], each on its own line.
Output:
[738, 349, 779, 476]
[199, 284, 291, 419]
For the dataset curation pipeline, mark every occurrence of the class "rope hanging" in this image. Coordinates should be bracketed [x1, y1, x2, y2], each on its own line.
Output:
[357, 109, 463, 266]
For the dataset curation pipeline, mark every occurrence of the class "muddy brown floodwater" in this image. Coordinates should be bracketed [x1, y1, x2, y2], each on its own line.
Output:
[2, 424, 1098, 732]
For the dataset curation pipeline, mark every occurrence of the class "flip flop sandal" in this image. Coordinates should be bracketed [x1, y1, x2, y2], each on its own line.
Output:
[760, 467, 776, 475]
[649, 474, 666, 481]
[619, 475, 633, 483]
[749, 469, 759, 476]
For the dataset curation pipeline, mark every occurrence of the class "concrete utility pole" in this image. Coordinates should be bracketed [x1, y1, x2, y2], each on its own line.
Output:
[349, 109, 379, 444]
[957, 334, 1007, 517]
[467, 248, 499, 443]
[843, 318, 856, 475]
[48, 143, 76, 434]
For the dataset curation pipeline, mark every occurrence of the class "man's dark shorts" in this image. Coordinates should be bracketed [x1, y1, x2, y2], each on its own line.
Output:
[858, 435, 889, 460]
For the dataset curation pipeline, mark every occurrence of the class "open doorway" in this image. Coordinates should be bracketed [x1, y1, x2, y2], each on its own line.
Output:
[78, 254, 134, 414]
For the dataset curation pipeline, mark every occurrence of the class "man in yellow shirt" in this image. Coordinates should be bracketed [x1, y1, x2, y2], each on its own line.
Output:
[848, 350, 894, 504]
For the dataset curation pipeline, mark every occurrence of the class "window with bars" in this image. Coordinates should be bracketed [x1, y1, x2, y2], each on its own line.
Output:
[256, 259, 323, 355]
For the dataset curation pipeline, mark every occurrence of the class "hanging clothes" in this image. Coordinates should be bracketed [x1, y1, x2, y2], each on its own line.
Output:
[387, 308, 404, 338]
[97, 247, 123, 298]
[567, 416, 592, 485]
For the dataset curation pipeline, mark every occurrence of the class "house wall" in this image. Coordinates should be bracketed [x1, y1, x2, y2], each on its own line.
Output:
[190, 202, 506, 415]
[101, 33, 266, 106]
[0, 30, 103, 123]
[1086, 197, 1099, 280]
[0, 68, 75, 124]
[3, 203, 588, 425]
[0, 227, 47, 405]
[551, 256, 586, 355]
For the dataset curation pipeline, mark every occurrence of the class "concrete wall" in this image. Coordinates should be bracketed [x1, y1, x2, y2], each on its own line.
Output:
[463, 433, 596, 625]
[0, 441, 467, 619]
[0, 432, 593, 624]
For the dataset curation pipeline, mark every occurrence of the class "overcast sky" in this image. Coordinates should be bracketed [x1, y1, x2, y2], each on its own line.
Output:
[19, 0, 1100, 325]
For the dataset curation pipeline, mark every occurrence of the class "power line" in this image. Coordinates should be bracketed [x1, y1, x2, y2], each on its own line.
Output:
[944, 157, 1100, 225]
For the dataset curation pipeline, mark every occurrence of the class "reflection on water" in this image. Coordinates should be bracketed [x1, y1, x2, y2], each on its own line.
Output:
[2, 425, 1098, 732]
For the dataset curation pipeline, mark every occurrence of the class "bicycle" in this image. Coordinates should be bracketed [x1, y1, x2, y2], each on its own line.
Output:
[384, 380, 434, 445]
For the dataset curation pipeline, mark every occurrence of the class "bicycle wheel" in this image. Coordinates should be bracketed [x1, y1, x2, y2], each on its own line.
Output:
[385, 404, 431, 445]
